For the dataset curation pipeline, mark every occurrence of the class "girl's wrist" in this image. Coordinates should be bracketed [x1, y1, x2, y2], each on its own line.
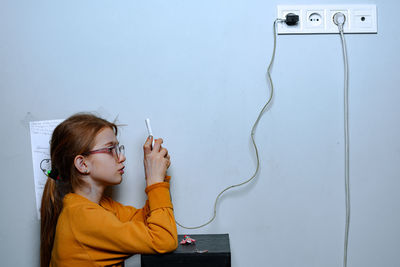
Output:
[146, 177, 164, 187]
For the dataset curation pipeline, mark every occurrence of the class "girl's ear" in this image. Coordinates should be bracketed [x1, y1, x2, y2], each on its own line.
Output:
[74, 155, 90, 174]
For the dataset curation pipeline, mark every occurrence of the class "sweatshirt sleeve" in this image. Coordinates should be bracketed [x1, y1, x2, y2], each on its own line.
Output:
[100, 176, 173, 223]
[69, 182, 178, 258]
[100, 196, 147, 223]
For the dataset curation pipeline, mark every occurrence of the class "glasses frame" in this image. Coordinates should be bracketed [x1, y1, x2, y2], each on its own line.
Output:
[83, 144, 125, 161]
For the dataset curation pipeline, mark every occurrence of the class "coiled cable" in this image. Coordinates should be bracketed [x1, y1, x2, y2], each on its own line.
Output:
[176, 18, 285, 229]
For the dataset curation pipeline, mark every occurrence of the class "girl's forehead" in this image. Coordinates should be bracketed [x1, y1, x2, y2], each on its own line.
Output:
[93, 128, 118, 148]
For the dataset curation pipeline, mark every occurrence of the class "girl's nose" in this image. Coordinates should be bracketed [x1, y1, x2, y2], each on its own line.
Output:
[118, 153, 126, 163]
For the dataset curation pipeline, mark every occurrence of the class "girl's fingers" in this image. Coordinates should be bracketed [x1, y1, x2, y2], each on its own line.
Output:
[160, 148, 168, 157]
[143, 135, 153, 154]
[153, 138, 163, 152]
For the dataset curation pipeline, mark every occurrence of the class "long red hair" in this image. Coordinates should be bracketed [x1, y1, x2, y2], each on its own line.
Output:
[40, 113, 117, 267]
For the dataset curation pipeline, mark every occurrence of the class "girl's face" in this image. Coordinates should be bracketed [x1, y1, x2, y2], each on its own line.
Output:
[85, 127, 126, 186]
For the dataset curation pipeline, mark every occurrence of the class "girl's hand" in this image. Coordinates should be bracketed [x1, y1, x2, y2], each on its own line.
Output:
[143, 136, 171, 187]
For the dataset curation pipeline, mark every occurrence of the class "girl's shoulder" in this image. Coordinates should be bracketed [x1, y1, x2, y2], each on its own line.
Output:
[99, 195, 116, 209]
[99, 195, 126, 213]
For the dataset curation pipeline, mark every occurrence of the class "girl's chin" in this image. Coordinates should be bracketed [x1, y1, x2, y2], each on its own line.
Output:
[107, 176, 123, 186]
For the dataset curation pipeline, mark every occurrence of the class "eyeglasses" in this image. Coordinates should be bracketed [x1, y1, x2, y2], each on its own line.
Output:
[83, 144, 125, 161]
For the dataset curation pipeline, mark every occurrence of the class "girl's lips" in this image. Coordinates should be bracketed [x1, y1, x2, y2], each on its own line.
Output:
[119, 167, 125, 174]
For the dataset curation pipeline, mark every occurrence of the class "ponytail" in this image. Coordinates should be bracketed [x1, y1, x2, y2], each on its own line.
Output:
[40, 178, 66, 267]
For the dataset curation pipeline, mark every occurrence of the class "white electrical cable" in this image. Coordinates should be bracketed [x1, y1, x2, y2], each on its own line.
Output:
[333, 12, 351, 267]
[175, 18, 285, 229]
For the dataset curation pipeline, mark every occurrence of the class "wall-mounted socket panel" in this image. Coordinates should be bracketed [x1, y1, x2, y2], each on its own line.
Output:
[277, 4, 377, 34]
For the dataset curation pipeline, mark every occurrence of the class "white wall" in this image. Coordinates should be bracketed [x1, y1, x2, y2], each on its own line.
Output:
[1, 0, 399, 266]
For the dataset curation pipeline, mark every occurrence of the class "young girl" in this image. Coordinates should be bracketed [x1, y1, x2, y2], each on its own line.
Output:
[40, 113, 178, 267]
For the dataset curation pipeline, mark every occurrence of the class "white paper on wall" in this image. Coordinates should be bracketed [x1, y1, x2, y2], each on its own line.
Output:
[30, 119, 64, 219]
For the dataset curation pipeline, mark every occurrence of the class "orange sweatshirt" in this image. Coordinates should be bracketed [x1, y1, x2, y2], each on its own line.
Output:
[50, 181, 178, 267]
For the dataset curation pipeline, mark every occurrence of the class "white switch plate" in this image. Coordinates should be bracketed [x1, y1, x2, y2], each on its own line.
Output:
[277, 4, 377, 34]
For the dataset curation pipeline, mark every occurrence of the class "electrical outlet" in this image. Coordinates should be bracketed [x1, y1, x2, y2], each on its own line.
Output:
[277, 4, 377, 34]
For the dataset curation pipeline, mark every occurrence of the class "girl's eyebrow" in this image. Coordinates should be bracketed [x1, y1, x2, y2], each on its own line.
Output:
[102, 141, 118, 147]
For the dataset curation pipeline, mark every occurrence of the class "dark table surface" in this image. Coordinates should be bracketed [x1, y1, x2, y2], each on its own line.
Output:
[141, 234, 231, 267]
[174, 234, 230, 254]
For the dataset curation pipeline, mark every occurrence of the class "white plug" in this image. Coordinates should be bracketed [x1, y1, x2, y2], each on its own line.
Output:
[333, 12, 346, 31]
